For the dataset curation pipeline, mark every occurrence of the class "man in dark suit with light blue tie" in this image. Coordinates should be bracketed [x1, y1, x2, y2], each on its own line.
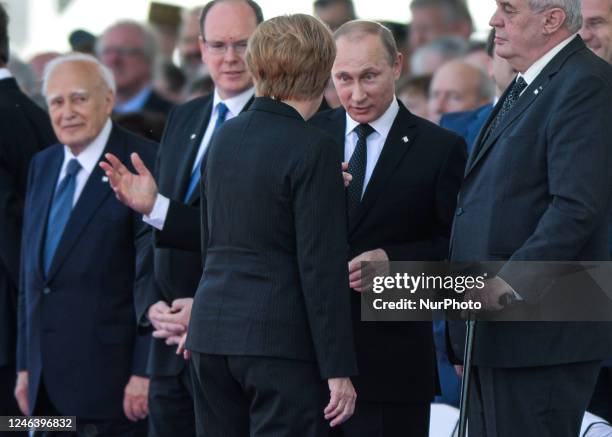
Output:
[15, 54, 155, 436]
[99, 1, 262, 435]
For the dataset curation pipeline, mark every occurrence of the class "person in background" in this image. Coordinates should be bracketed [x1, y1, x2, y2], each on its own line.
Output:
[313, 0, 356, 31]
[97, 20, 173, 116]
[177, 7, 206, 83]
[428, 59, 494, 125]
[410, 35, 468, 75]
[396, 74, 432, 119]
[409, 0, 473, 51]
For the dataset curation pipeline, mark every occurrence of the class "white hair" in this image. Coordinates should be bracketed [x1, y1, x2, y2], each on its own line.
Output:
[528, 0, 582, 33]
[42, 52, 116, 97]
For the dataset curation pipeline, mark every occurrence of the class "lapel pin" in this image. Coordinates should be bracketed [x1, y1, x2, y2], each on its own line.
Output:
[101, 176, 109, 183]
[402, 136, 409, 143]
[190, 133, 197, 140]
[534, 89, 539, 95]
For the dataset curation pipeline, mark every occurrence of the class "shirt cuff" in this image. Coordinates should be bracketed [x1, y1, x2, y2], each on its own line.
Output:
[143, 194, 170, 230]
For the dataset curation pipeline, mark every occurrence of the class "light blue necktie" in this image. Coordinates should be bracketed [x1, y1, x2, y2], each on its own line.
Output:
[183, 102, 230, 202]
[43, 158, 81, 275]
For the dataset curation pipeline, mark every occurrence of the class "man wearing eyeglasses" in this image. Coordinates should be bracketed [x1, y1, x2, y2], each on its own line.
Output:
[98, 1, 262, 436]
[98, 21, 173, 116]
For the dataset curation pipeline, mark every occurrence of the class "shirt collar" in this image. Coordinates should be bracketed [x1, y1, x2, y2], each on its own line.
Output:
[213, 87, 255, 117]
[63, 119, 112, 174]
[0, 68, 12, 81]
[345, 98, 399, 139]
[114, 85, 152, 114]
[519, 34, 577, 86]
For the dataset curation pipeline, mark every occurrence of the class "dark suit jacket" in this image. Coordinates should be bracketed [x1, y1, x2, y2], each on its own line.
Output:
[448, 36, 612, 367]
[17, 125, 155, 418]
[143, 89, 173, 116]
[0, 78, 56, 369]
[310, 101, 467, 403]
[185, 97, 357, 380]
[134, 93, 253, 377]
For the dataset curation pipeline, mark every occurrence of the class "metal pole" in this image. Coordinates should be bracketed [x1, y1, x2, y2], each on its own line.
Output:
[457, 317, 475, 437]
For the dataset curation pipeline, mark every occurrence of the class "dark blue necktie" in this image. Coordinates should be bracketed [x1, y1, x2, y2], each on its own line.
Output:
[347, 123, 374, 217]
[486, 76, 528, 140]
[183, 102, 230, 202]
[43, 158, 81, 274]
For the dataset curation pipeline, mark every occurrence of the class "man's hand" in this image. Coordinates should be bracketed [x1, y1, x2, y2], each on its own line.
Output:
[14, 371, 28, 415]
[342, 162, 352, 187]
[152, 298, 193, 341]
[166, 332, 191, 360]
[99, 152, 158, 215]
[123, 375, 149, 422]
[147, 300, 172, 332]
[464, 276, 514, 312]
[324, 377, 356, 427]
[348, 249, 389, 292]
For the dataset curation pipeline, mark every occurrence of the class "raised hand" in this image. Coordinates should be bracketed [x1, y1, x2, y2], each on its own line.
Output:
[99, 152, 158, 215]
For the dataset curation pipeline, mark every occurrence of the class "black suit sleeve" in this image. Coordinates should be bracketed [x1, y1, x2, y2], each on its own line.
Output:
[382, 137, 467, 261]
[293, 136, 357, 379]
[130, 146, 156, 372]
[154, 200, 201, 251]
[16, 156, 38, 372]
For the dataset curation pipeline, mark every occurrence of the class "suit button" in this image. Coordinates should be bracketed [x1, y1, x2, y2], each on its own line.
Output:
[456, 207, 464, 216]
[43, 287, 51, 295]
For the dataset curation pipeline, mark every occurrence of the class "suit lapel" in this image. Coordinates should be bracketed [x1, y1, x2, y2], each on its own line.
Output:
[185, 95, 255, 205]
[45, 127, 121, 281]
[174, 98, 214, 203]
[33, 147, 64, 280]
[349, 104, 417, 235]
[465, 36, 585, 177]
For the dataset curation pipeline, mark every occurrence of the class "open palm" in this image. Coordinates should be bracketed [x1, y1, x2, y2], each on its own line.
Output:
[100, 152, 158, 215]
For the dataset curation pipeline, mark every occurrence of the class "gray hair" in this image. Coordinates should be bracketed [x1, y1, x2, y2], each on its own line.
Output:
[42, 53, 116, 97]
[96, 20, 158, 63]
[411, 35, 469, 75]
[528, 0, 582, 33]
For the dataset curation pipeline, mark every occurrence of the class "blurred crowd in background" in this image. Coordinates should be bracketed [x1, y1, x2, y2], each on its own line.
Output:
[3, 0, 518, 146]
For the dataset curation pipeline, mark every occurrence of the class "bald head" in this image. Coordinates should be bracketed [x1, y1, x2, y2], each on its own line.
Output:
[428, 60, 493, 124]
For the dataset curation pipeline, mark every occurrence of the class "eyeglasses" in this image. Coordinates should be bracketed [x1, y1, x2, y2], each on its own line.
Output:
[100, 47, 144, 57]
[204, 40, 248, 55]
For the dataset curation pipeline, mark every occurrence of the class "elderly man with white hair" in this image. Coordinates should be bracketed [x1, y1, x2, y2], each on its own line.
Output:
[14, 53, 156, 436]
[447, 0, 612, 435]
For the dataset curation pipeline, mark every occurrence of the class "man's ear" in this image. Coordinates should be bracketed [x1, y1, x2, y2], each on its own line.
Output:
[542, 8, 567, 35]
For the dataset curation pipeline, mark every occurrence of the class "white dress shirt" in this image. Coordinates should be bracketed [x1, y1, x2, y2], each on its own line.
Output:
[144, 87, 255, 230]
[57, 119, 112, 206]
[0, 68, 12, 81]
[344, 98, 399, 198]
[518, 34, 578, 93]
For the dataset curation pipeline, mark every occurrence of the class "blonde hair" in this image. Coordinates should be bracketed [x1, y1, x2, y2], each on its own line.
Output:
[246, 14, 335, 100]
